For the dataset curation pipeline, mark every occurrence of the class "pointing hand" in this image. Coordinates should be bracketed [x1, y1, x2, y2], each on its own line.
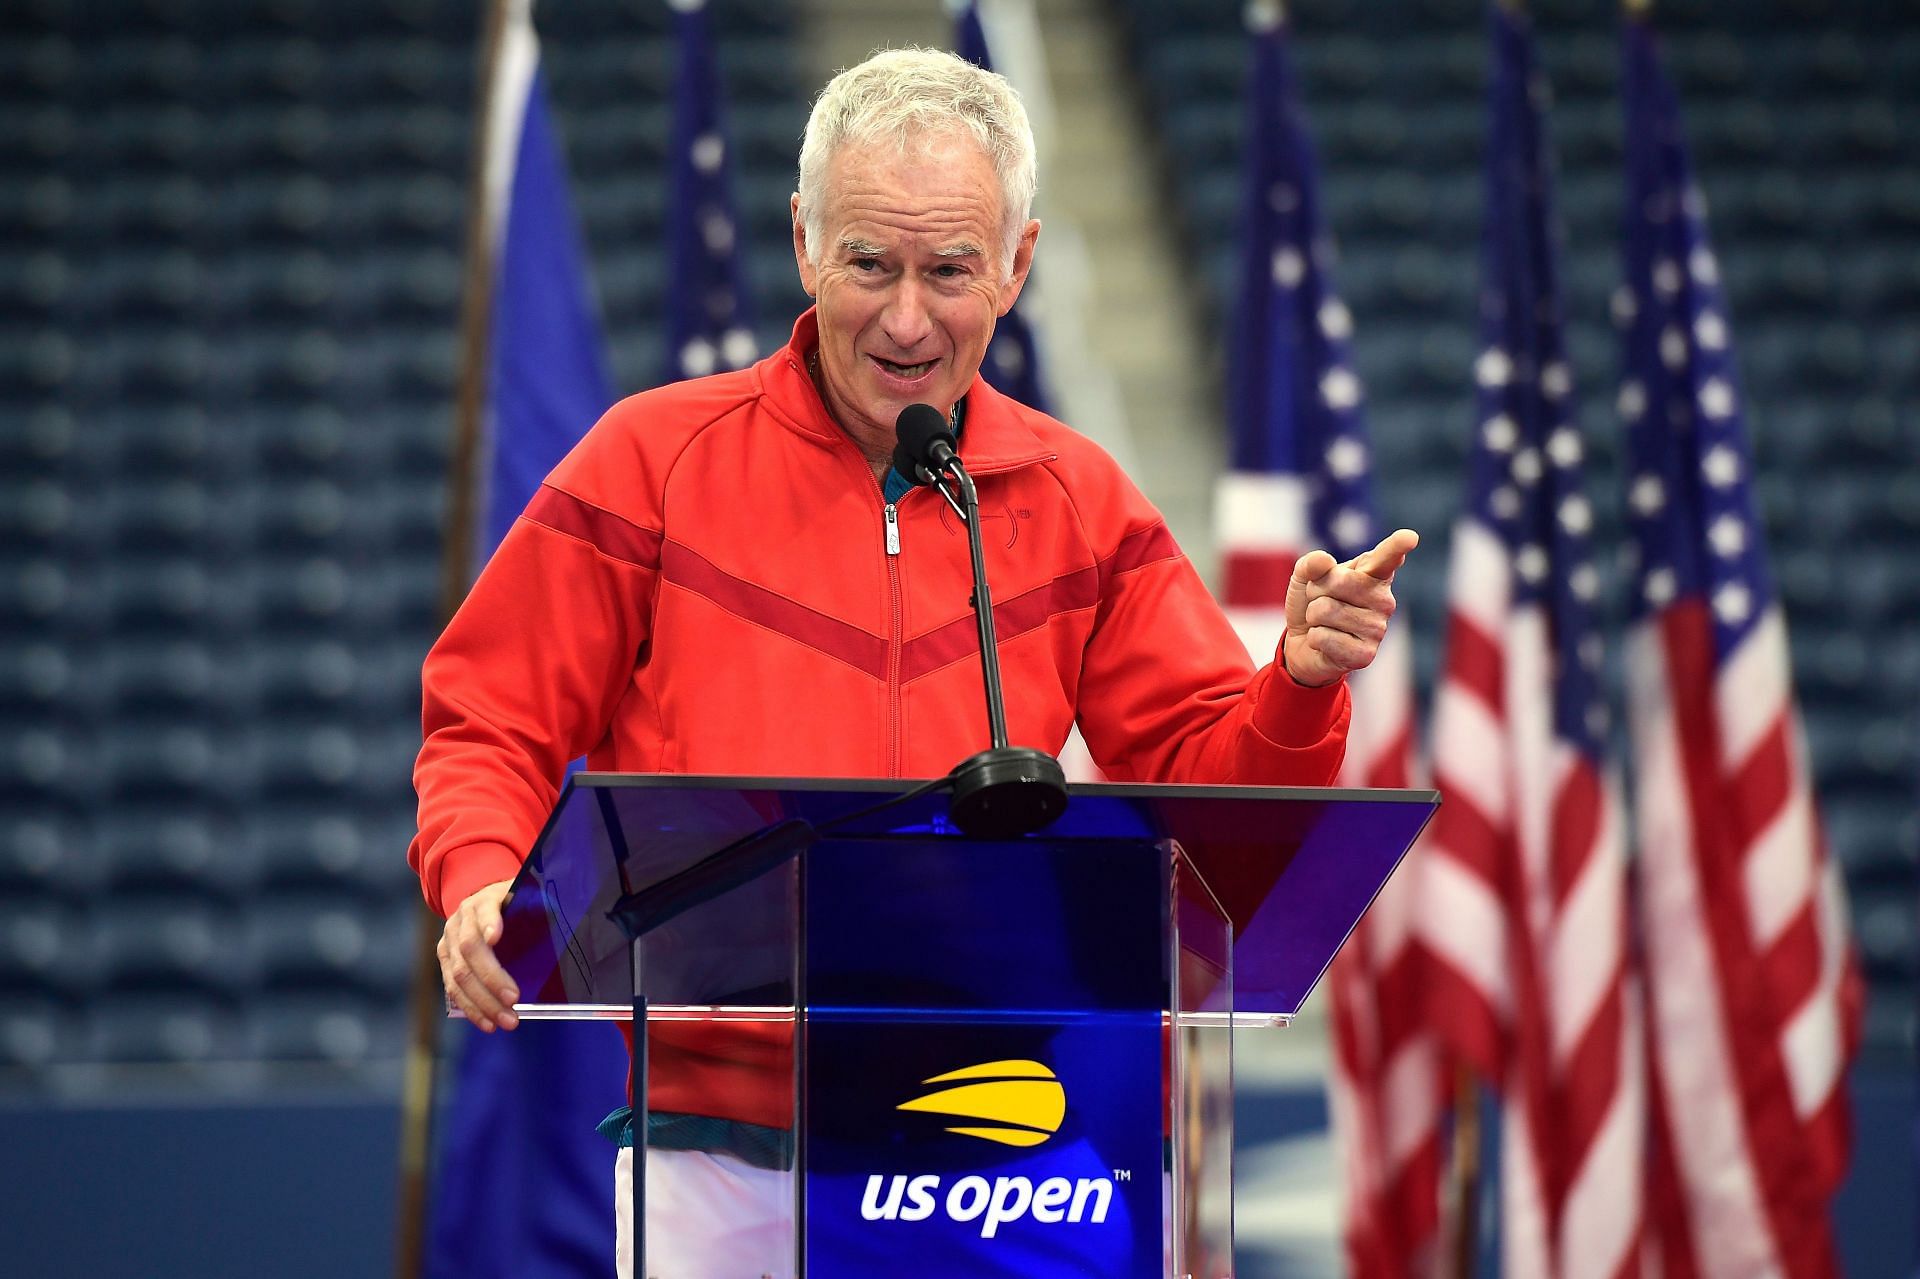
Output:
[1280, 528, 1418, 689]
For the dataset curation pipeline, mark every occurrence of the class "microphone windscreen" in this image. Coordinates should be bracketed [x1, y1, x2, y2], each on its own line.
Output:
[892, 403, 955, 482]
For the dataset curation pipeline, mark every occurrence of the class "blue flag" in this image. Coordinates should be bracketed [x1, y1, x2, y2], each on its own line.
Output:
[951, 0, 1053, 414]
[664, 0, 756, 381]
[427, 7, 628, 1277]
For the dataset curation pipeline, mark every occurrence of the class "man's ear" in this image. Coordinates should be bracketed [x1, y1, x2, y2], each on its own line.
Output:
[997, 218, 1041, 316]
[791, 192, 818, 298]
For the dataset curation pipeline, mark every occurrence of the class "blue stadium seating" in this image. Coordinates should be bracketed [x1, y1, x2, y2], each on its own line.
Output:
[0, 0, 809, 1078]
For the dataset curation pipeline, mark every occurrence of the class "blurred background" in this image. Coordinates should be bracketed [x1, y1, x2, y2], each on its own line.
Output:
[0, 0, 1913, 1275]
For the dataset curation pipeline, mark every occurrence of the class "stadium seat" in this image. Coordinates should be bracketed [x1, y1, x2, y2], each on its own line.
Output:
[82, 992, 245, 1065]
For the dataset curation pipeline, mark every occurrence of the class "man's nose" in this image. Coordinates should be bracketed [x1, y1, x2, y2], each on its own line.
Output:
[879, 277, 934, 351]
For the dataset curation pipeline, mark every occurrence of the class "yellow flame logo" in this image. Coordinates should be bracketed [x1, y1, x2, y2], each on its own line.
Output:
[896, 1059, 1066, 1148]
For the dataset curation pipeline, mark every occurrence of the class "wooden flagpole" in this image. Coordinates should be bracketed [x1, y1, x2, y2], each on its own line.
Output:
[393, 1, 510, 1275]
[1448, 1063, 1482, 1277]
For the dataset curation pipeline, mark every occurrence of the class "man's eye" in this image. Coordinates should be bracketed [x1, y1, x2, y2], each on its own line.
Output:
[852, 258, 881, 272]
[934, 264, 966, 278]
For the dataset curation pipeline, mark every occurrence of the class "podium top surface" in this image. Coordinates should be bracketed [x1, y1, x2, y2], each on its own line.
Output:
[498, 774, 1438, 1021]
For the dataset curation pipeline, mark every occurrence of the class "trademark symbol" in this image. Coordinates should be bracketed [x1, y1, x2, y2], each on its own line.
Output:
[1112, 1168, 1131, 1182]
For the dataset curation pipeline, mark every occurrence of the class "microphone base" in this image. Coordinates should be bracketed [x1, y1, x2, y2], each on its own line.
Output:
[948, 747, 1069, 839]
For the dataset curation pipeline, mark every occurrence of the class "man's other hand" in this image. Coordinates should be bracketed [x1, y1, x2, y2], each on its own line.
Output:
[1281, 528, 1419, 689]
[438, 879, 520, 1032]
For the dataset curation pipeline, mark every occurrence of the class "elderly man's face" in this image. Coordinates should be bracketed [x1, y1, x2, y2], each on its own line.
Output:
[793, 133, 1038, 458]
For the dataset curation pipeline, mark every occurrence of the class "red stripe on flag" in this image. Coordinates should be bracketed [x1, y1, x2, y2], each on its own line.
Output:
[1427, 785, 1507, 886]
[1552, 972, 1627, 1194]
[1759, 903, 1822, 1019]
[1443, 611, 1505, 712]
[1221, 548, 1296, 607]
[1358, 718, 1416, 791]
[1422, 944, 1505, 1082]
[1659, 602, 1844, 1278]
[1549, 764, 1602, 910]
[1728, 714, 1794, 847]
[1800, 1073, 1853, 1199]
[1372, 950, 1429, 1053]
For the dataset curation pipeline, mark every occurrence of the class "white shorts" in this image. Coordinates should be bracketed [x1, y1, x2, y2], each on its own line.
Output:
[614, 1146, 796, 1279]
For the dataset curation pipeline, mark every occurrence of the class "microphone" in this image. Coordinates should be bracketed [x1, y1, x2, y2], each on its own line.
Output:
[892, 403, 959, 484]
[892, 404, 1068, 838]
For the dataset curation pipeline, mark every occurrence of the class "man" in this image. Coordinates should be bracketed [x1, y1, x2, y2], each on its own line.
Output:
[413, 47, 1415, 1275]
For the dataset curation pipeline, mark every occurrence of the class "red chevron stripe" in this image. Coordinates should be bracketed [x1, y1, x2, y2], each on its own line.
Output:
[899, 564, 1100, 683]
[523, 484, 664, 568]
[659, 540, 889, 680]
[1104, 521, 1181, 580]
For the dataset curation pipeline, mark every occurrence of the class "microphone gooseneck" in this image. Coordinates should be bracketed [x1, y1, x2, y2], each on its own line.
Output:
[892, 404, 1068, 839]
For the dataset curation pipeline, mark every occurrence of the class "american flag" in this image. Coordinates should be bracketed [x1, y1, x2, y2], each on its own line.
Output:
[951, 0, 1053, 414]
[1417, 9, 1643, 1276]
[664, 0, 755, 382]
[1214, 7, 1441, 1275]
[1617, 16, 1861, 1277]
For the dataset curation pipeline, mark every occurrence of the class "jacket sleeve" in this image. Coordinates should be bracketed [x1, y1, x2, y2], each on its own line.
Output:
[408, 424, 662, 918]
[1073, 518, 1350, 788]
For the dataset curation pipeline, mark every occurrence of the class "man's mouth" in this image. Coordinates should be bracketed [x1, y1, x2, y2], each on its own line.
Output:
[870, 354, 938, 380]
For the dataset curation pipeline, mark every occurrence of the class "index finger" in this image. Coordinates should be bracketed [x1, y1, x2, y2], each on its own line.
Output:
[1352, 528, 1419, 582]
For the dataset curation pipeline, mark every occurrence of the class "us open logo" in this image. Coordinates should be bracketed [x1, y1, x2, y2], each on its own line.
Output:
[860, 1059, 1117, 1238]
[894, 1058, 1065, 1147]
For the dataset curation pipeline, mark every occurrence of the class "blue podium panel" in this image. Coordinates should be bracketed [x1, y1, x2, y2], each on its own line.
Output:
[493, 776, 1438, 1022]
[801, 836, 1166, 1276]
[478, 774, 1438, 1278]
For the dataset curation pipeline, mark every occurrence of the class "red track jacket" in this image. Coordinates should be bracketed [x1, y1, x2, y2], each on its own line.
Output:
[411, 310, 1350, 1126]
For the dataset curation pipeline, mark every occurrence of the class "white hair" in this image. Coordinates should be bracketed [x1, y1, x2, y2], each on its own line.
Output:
[797, 47, 1037, 279]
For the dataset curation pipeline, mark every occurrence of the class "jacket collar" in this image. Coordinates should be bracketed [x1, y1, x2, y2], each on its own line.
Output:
[755, 308, 1057, 477]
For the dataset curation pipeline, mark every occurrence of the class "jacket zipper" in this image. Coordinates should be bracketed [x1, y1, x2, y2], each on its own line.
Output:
[880, 496, 904, 777]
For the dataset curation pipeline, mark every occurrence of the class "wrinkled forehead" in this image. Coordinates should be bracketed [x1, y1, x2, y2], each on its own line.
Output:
[819, 125, 1003, 216]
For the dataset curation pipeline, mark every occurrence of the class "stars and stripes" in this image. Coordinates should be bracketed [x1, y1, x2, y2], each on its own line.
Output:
[1618, 16, 1861, 1278]
[951, 0, 1054, 413]
[665, 0, 756, 382]
[1215, 7, 1442, 1275]
[1417, 9, 1643, 1277]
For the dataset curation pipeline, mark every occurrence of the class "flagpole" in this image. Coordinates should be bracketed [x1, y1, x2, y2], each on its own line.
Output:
[394, 2, 511, 1275]
[1448, 1063, 1481, 1277]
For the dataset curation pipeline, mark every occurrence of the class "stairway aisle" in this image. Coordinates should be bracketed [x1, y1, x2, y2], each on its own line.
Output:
[795, 0, 1223, 566]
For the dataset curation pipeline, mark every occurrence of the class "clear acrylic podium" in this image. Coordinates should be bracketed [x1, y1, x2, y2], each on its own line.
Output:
[483, 774, 1436, 1278]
